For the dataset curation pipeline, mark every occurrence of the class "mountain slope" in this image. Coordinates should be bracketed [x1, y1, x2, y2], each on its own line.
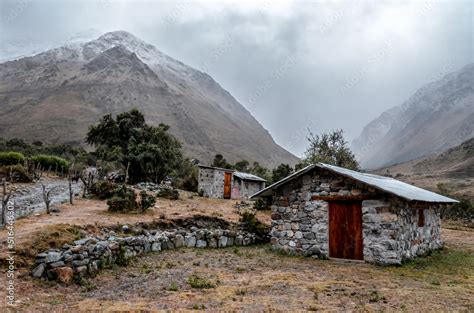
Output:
[373, 138, 474, 200]
[0, 31, 298, 168]
[352, 63, 474, 170]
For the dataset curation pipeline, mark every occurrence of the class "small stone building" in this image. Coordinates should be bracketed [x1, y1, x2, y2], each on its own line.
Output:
[198, 165, 266, 199]
[250, 163, 457, 265]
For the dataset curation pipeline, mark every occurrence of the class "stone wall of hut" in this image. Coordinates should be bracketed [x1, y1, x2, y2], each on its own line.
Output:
[198, 167, 232, 199]
[233, 178, 265, 199]
[269, 169, 443, 265]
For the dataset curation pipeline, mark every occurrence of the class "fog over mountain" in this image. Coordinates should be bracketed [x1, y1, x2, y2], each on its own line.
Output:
[0, 31, 298, 168]
[353, 63, 474, 170]
[1, 0, 472, 156]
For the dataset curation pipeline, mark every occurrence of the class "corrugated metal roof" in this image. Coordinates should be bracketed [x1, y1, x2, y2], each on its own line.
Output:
[234, 171, 266, 182]
[251, 163, 458, 203]
[197, 164, 234, 172]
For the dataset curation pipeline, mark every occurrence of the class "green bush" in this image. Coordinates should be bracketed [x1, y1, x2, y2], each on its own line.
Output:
[437, 183, 474, 225]
[31, 154, 69, 172]
[187, 274, 216, 289]
[0, 151, 25, 166]
[253, 198, 269, 211]
[157, 187, 179, 200]
[106, 186, 137, 212]
[0, 165, 32, 183]
[106, 185, 155, 213]
[139, 190, 156, 211]
[90, 181, 120, 200]
[240, 211, 269, 240]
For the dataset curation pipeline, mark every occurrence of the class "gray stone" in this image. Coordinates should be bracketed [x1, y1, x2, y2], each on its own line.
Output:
[235, 235, 244, 246]
[49, 261, 65, 268]
[185, 236, 196, 248]
[196, 240, 207, 248]
[208, 237, 218, 248]
[295, 231, 303, 239]
[218, 236, 228, 248]
[32, 263, 45, 278]
[174, 234, 184, 248]
[46, 252, 62, 263]
[75, 266, 87, 275]
[72, 258, 90, 267]
[151, 242, 161, 252]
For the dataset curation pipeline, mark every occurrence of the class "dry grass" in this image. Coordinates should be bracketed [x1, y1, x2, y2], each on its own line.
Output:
[2, 227, 474, 311]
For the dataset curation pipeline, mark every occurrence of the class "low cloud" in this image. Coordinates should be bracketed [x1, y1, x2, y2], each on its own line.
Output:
[1, 0, 472, 156]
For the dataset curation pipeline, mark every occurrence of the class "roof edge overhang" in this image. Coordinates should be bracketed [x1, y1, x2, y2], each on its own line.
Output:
[198, 164, 235, 172]
[250, 163, 459, 204]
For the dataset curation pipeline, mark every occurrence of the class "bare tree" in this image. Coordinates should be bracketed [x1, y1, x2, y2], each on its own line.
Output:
[124, 161, 130, 185]
[79, 172, 95, 198]
[1, 179, 12, 226]
[32, 163, 44, 181]
[68, 163, 75, 205]
[41, 184, 52, 214]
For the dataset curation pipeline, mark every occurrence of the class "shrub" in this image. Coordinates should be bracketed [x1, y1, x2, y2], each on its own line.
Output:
[106, 185, 155, 213]
[187, 274, 216, 289]
[240, 211, 270, 239]
[0, 165, 32, 183]
[139, 190, 156, 211]
[0, 151, 25, 166]
[89, 181, 120, 200]
[156, 187, 179, 200]
[166, 282, 179, 291]
[253, 198, 269, 211]
[31, 154, 69, 172]
[437, 183, 474, 225]
[106, 186, 137, 212]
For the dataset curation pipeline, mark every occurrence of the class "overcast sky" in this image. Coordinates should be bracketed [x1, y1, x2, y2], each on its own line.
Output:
[1, 0, 472, 156]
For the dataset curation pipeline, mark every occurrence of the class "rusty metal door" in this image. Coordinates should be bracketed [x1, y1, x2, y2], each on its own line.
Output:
[328, 201, 363, 260]
[223, 172, 232, 199]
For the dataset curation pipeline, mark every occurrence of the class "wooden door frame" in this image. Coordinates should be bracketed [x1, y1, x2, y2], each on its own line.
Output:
[223, 172, 232, 199]
[328, 200, 364, 260]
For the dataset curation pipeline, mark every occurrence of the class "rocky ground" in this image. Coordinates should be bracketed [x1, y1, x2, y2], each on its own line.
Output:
[7, 178, 83, 218]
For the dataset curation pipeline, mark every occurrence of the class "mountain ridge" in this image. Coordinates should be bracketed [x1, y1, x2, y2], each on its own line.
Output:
[0, 30, 299, 168]
[352, 63, 474, 170]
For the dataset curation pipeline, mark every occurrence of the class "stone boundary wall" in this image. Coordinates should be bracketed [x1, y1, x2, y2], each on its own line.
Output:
[31, 228, 257, 284]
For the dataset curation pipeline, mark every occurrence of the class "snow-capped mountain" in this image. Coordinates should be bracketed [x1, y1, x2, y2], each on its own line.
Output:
[0, 30, 298, 168]
[352, 63, 474, 170]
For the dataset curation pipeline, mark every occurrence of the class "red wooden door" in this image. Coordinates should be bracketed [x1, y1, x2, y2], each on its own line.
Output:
[223, 172, 232, 199]
[328, 201, 363, 260]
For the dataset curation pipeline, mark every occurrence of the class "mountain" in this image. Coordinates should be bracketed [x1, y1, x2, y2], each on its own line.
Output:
[0, 30, 298, 168]
[373, 138, 474, 200]
[352, 63, 474, 170]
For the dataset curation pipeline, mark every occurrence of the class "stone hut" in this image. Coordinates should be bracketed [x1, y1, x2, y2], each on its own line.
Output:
[250, 163, 458, 265]
[198, 165, 266, 199]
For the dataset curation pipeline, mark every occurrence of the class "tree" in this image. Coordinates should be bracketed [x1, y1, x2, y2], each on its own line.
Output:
[272, 163, 293, 183]
[249, 162, 271, 182]
[86, 109, 183, 184]
[298, 129, 359, 170]
[234, 160, 250, 171]
[212, 154, 232, 169]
